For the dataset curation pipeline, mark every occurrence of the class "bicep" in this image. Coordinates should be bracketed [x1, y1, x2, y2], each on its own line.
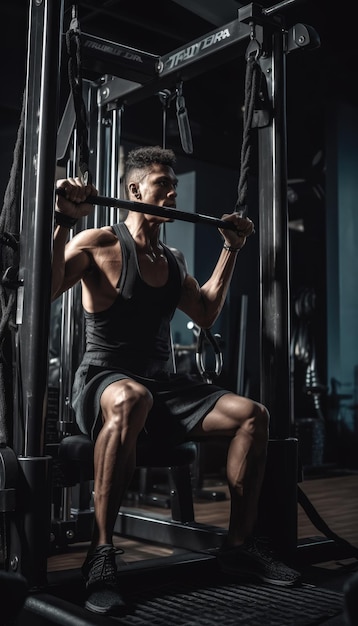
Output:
[64, 247, 92, 289]
[171, 247, 209, 325]
[52, 241, 91, 299]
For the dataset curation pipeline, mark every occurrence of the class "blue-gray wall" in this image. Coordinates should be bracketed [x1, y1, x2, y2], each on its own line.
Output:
[326, 101, 358, 460]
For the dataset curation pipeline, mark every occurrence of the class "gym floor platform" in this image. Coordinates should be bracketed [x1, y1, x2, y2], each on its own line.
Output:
[13, 471, 358, 625]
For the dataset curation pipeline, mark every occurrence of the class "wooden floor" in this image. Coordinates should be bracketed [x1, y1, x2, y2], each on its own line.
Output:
[48, 470, 358, 574]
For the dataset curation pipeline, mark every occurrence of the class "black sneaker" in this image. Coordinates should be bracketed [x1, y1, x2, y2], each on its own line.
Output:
[82, 544, 127, 615]
[218, 537, 301, 587]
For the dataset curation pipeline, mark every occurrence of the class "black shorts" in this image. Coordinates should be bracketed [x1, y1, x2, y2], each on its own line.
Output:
[71, 359, 230, 443]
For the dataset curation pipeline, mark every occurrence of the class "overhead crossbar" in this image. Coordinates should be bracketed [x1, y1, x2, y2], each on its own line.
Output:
[80, 31, 160, 85]
[93, 17, 254, 108]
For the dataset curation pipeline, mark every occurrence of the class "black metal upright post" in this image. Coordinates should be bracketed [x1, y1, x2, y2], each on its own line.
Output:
[258, 30, 291, 436]
[11, 0, 64, 589]
[256, 23, 298, 552]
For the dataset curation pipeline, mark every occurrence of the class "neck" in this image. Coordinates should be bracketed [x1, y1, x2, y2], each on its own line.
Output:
[124, 214, 166, 263]
[125, 213, 161, 243]
[143, 242, 163, 263]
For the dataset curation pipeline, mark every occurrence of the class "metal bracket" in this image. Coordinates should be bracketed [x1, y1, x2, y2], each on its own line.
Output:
[287, 23, 321, 53]
[1, 266, 23, 290]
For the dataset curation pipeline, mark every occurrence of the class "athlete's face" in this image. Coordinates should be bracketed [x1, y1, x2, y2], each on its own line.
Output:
[132, 164, 178, 208]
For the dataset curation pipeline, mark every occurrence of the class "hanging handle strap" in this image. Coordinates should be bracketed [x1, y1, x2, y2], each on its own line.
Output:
[195, 328, 223, 384]
[176, 82, 193, 155]
[65, 5, 92, 184]
[158, 88, 176, 149]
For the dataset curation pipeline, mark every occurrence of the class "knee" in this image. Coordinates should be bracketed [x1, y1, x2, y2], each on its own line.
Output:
[256, 402, 270, 434]
[254, 402, 270, 440]
[112, 381, 153, 418]
[101, 380, 153, 432]
[242, 402, 270, 442]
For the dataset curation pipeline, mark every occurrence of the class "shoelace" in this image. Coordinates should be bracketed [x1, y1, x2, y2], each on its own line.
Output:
[246, 537, 279, 563]
[85, 547, 124, 583]
[247, 538, 298, 578]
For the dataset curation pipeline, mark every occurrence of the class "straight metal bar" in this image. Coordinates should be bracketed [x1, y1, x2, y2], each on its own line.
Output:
[12, 0, 64, 588]
[263, 0, 303, 17]
[80, 32, 160, 84]
[158, 19, 252, 79]
[55, 189, 239, 231]
[258, 29, 291, 437]
[236, 294, 248, 396]
[58, 142, 78, 433]
[17, 0, 64, 457]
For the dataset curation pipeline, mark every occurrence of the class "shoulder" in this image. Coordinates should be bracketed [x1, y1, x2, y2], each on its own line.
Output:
[68, 226, 118, 250]
[166, 246, 188, 284]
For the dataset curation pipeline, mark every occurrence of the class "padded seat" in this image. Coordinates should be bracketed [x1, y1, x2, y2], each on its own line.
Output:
[58, 433, 196, 476]
[55, 433, 197, 530]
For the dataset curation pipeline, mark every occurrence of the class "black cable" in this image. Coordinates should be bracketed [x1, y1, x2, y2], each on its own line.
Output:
[65, 5, 92, 184]
[298, 484, 358, 560]
[235, 54, 262, 216]
[0, 91, 24, 446]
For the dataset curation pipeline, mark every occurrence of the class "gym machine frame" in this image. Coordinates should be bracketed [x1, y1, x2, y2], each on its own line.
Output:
[2, 0, 324, 595]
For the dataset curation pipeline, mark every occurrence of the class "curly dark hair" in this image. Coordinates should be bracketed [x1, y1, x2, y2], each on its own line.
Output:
[124, 145, 176, 195]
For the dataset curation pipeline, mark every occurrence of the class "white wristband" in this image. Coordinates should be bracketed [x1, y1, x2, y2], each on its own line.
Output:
[223, 242, 240, 252]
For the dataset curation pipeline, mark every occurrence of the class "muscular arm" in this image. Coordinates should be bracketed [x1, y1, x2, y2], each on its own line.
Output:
[177, 212, 254, 329]
[52, 229, 93, 300]
[51, 177, 97, 300]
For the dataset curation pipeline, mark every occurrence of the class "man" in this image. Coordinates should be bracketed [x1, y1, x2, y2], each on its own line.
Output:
[52, 145, 300, 615]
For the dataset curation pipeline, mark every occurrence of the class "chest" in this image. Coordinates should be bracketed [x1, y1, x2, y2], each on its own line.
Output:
[89, 241, 170, 293]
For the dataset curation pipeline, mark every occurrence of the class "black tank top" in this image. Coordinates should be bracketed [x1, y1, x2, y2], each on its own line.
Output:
[83, 223, 182, 376]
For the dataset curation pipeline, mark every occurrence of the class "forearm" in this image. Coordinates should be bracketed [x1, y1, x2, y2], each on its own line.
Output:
[193, 212, 254, 326]
[51, 225, 70, 300]
[199, 245, 240, 326]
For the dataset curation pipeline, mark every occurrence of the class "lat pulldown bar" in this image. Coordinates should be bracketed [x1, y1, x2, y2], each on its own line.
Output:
[55, 188, 240, 232]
